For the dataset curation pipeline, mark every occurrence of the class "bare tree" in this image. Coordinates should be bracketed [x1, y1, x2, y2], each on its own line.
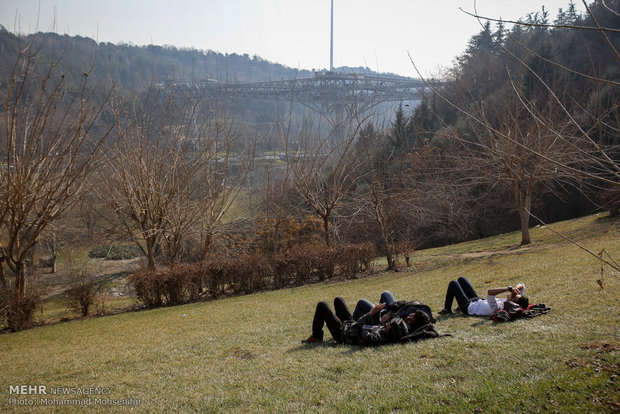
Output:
[77, 186, 101, 239]
[407, 1, 619, 245]
[352, 119, 413, 270]
[454, 88, 590, 244]
[288, 114, 366, 247]
[39, 227, 62, 274]
[395, 143, 478, 249]
[194, 112, 255, 260]
[247, 97, 313, 258]
[418, 1, 619, 184]
[251, 159, 298, 258]
[104, 84, 254, 268]
[104, 86, 202, 268]
[0, 38, 112, 330]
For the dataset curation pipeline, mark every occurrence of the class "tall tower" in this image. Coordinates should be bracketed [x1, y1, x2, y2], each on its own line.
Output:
[330, 0, 334, 71]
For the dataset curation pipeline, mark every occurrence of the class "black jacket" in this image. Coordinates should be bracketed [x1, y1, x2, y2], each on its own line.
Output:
[387, 300, 436, 323]
[341, 300, 438, 346]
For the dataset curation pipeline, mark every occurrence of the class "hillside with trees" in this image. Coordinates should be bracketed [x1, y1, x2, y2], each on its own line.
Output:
[0, 26, 309, 86]
[347, 0, 619, 252]
[0, 1, 618, 331]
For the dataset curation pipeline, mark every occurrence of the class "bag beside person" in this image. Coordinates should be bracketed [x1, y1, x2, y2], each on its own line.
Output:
[491, 302, 551, 322]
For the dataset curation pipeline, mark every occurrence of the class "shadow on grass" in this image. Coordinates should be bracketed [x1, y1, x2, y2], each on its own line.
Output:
[437, 310, 495, 326]
[292, 342, 380, 355]
[289, 341, 342, 352]
[436, 310, 467, 321]
[292, 334, 456, 354]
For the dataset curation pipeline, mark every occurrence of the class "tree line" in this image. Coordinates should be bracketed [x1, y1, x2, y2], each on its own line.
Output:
[350, 0, 619, 251]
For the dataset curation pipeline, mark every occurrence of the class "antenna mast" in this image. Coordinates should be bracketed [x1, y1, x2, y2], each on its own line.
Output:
[330, 0, 334, 71]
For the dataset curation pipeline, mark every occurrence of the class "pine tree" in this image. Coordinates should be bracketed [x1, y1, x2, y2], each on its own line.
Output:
[388, 103, 409, 155]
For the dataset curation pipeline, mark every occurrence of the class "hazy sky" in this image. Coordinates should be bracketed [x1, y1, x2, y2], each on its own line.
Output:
[0, 0, 585, 77]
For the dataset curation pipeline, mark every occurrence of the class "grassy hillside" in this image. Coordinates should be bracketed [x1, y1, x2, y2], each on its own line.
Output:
[0, 213, 618, 413]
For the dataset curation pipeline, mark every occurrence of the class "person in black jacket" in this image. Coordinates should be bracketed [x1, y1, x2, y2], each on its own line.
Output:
[351, 290, 398, 320]
[302, 297, 433, 346]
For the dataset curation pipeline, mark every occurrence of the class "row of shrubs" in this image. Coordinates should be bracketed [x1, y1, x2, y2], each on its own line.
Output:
[89, 245, 143, 260]
[129, 243, 376, 308]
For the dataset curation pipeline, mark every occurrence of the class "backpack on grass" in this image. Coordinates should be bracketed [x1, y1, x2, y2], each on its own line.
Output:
[491, 302, 551, 323]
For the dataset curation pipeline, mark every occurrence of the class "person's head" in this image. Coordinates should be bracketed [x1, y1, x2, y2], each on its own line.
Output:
[404, 310, 430, 330]
[516, 295, 529, 309]
[508, 287, 529, 307]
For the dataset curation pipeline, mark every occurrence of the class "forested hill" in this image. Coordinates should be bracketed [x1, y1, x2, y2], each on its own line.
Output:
[368, 0, 619, 246]
[0, 26, 401, 91]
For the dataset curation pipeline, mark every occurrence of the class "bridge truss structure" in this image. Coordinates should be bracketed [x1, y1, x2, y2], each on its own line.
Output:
[164, 72, 428, 138]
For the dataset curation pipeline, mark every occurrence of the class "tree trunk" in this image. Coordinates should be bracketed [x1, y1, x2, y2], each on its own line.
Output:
[385, 246, 395, 270]
[15, 262, 26, 298]
[200, 232, 212, 262]
[518, 207, 532, 245]
[383, 233, 396, 271]
[520, 178, 534, 245]
[0, 259, 7, 290]
[273, 222, 280, 259]
[46, 236, 58, 274]
[375, 217, 396, 270]
[146, 240, 156, 270]
[513, 180, 532, 246]
[322, 215, 330, 247]
[518, 182, 533, 245]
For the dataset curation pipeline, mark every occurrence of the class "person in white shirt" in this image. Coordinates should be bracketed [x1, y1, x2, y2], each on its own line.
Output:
[439, 277, 528, 316]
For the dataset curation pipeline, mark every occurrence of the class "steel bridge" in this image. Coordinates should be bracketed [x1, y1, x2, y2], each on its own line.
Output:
[166, 72, 425, 106]
[163, 72, 428, 138]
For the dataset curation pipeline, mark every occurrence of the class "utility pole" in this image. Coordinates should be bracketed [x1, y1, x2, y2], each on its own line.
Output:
[330, 0, 334, 71]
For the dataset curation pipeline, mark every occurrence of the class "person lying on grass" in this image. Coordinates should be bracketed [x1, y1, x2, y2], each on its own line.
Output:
[303, 296, 435, 346]
[350, 290, 398, 320]
[351, 291, 436, 325]
[438, 277, 529, 316]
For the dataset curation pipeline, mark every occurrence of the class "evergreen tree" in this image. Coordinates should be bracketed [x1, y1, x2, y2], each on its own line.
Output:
[388, 103, 409, 155]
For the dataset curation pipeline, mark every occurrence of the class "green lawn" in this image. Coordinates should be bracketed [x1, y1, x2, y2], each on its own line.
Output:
[1, 213, 618, 413]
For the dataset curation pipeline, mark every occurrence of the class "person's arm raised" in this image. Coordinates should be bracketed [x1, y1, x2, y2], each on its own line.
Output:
[487, 287, 512, 296]
[370, 303, 386, 315]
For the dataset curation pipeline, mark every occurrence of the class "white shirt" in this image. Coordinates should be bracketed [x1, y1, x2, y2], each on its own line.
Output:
[467, 295, 506, 316]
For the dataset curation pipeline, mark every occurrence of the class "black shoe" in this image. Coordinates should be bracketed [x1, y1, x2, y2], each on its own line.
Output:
[438, 308, 452, 315]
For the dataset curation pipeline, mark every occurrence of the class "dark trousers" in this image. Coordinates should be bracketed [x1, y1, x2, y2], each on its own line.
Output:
[352, 291, 397, 320]
[444, 277, 482, 313]
[312, 297, 352, 341]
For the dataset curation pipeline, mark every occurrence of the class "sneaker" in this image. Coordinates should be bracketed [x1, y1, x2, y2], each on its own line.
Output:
[438, 308, 452, 315]
[302, 335, 322, 344]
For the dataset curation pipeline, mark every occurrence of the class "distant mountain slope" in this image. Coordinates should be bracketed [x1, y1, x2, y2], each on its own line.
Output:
[0, 27, 406, 92]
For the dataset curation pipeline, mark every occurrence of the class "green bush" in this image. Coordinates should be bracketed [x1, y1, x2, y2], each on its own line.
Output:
[88, 245, 144, 260]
